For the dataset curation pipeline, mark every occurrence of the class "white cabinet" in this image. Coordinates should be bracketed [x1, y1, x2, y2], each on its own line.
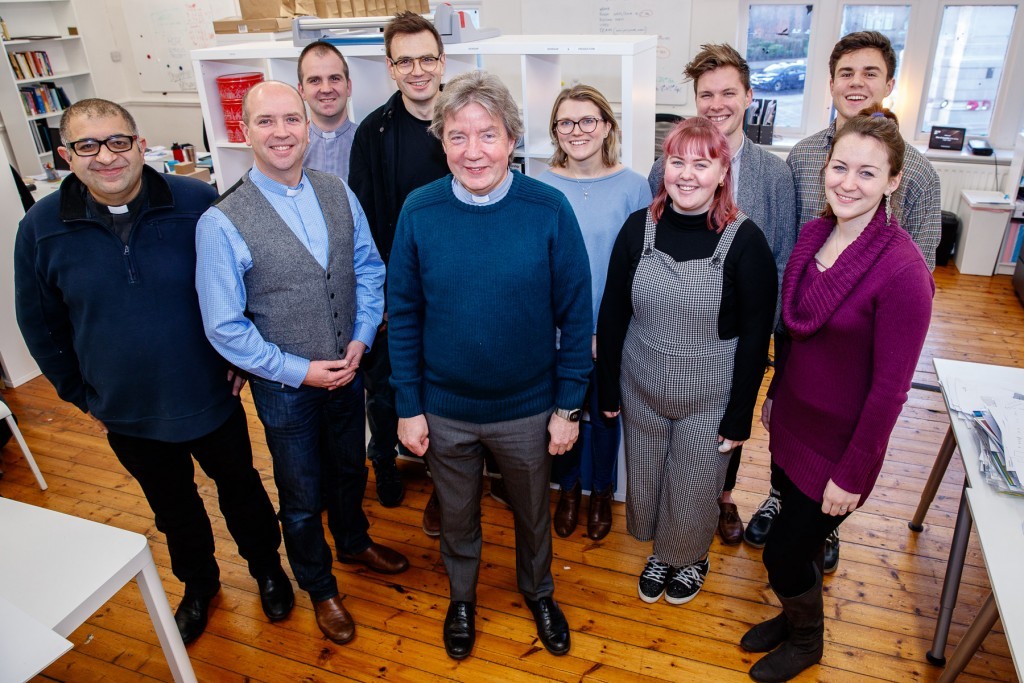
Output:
[190, 34, 657, 192]
[0, 0, 95, 175]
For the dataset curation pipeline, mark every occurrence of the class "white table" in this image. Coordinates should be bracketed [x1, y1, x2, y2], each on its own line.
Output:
[0, 596, 72, 682]
[909, 358, 1024, 679]
[0, 498, 196, 682]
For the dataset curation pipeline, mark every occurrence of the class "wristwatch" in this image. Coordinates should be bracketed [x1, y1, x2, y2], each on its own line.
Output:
[554, 407, 582, 422]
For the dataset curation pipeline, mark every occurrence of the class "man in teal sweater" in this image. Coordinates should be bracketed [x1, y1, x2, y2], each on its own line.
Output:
[387, 71, 592, 661]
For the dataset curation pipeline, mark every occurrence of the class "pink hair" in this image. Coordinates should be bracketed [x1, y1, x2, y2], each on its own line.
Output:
[651, 117, 739, 232]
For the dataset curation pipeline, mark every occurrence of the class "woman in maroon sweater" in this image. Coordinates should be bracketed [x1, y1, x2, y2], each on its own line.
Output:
[741, 109, 934, 682]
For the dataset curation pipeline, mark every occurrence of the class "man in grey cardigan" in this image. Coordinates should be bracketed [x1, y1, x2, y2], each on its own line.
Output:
[648, 43, 796, 548]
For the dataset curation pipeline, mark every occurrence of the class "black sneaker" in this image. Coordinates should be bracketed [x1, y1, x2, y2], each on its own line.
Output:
[665, 557, 710, 605]
[638, 556, 670, 603]
[373, 457, 404, 508]
[744, 488, 781, 548]
[823, 529, 840, 574]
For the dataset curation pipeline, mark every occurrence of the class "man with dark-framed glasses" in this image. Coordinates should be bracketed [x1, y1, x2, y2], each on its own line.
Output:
[14, 98, 291, 646]
[349, 11, 452, 523]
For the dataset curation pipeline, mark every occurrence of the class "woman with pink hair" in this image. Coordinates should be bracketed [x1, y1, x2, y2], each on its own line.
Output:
[597, 118, 776, 605]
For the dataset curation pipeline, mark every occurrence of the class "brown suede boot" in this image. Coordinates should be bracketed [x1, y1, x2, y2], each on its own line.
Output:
[749, 569, 824, 682]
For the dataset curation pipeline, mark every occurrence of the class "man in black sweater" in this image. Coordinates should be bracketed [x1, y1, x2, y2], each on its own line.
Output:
[349, 11, 450, 524]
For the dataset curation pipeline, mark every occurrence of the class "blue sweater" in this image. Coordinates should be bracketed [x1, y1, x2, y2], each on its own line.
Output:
[14, 167, 233, 442]
[388, 171, 593, 424]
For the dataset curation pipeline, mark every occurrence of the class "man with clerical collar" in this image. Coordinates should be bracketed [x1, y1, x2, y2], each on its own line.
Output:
[196, 81, 408, 645]
[15, 98, 292, 645]
[298, 40, 356, 181]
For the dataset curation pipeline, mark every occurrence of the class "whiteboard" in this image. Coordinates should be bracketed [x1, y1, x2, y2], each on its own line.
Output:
[522, 0, 691, 106]
[123, 0, 239, 93]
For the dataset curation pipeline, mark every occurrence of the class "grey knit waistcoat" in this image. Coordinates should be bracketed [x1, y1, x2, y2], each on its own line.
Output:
[215, 169, 356, 362]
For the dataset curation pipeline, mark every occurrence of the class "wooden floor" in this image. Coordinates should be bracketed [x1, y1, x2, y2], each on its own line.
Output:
[1, 264, 1021, 682]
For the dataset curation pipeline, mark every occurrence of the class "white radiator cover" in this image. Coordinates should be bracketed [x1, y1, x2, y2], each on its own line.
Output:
[933, 161, 1008, 213]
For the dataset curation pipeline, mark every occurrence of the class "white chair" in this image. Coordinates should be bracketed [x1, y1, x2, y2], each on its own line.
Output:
[0, 398, 47, 490]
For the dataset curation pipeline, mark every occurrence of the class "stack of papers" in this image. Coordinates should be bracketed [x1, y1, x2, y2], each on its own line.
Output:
[944, 378, 1024, 495]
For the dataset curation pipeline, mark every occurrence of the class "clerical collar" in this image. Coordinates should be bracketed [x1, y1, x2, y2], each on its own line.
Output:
[107, 204, 129, 214]
[452, 169, 513, 206]
[249, 165, 306, 197]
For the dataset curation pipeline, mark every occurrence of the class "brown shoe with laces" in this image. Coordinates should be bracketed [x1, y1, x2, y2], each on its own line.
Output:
[717, 501, 744, 545]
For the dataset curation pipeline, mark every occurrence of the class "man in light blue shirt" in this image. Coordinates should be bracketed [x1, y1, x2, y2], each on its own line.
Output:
[298, 41, 356, 181]
[195, 81, 408, 646]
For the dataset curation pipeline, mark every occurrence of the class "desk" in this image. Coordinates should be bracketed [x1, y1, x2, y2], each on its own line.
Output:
[0, 498, 196, 682]
[909, 359, 1024, 679]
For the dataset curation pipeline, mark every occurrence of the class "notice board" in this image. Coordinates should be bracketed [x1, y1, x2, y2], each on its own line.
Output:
[123, 0, 238, 93]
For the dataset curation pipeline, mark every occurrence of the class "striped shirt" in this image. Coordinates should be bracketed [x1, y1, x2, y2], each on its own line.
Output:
[787, 120, 941, 270]
[304, 118, 356, 182]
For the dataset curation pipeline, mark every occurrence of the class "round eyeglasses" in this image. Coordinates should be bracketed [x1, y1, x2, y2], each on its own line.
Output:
[554, 117, 603, 135]
[388, 55, 441, 75]
[65, 134, 138, 157]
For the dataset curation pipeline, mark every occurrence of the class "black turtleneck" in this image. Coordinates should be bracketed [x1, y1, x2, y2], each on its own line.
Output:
[596, 203, 777, 440]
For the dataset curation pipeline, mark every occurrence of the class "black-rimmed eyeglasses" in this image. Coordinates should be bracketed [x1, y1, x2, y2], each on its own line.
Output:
[554, 117, 603, 135]
[388, 55, 441, 74]
[64, 135, 138, 157]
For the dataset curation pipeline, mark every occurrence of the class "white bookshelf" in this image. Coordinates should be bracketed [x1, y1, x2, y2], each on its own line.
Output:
[190, 34, 657, 192]
[0, 0, 96, 175]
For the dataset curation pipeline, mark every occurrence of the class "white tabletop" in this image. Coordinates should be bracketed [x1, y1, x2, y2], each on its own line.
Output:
[0, 596, 72, 682]
[0, 497, 150, 635]
[934, 358, 1024, 675]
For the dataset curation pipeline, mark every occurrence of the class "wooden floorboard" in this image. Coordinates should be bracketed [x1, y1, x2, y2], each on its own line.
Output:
[1, 264, 1021, 682]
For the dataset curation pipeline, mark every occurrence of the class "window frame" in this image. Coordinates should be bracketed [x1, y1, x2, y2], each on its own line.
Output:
[738, 0, 1024, 148]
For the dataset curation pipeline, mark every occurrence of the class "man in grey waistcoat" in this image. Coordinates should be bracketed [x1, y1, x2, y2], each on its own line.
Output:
[195, 81, 408, 645]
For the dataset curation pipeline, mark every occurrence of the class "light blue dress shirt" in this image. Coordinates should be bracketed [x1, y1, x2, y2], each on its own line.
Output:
[196, 165, 385, 388]
[304, 119, 356, 182]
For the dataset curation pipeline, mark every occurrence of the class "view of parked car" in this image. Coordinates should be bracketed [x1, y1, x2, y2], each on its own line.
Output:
[751, 62, 806, 92]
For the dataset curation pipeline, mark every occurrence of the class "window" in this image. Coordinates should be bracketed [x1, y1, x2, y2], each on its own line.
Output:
[840, 5, 911, 105]
[745, 4, 814, 129]
[921, 4, 1017, 136]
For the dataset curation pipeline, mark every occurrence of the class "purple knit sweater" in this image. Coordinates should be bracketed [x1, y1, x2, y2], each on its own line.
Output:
[767, 206, 934, 504]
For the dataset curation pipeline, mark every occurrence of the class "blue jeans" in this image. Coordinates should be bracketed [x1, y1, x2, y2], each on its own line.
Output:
[552, 367, 620, 492]
[250, 376, 372, 602]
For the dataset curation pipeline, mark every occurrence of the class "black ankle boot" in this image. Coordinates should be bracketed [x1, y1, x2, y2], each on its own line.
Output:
[749, 569, 824, 682]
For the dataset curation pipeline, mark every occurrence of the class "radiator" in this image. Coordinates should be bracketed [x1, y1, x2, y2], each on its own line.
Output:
[933, 160, 1008, 212]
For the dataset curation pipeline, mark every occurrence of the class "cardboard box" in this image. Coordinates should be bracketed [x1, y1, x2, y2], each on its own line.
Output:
[176, 168, 212, 183]
[240, 0, 315, 20]
[214, 16, 293, 34]
[173, 161, 196, 175]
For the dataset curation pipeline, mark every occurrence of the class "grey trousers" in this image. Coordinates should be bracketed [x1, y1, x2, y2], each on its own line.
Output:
[425, 410, 555, 603]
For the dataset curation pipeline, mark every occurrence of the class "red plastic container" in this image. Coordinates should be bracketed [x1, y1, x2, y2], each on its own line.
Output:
[222, 99, 242, 122]
[216, 72, 263, 102]
[225, 121, 245, 143]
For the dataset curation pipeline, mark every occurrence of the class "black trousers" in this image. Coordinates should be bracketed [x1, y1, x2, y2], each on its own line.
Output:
[107, 403, 282, 597]
[762, 462, 848, 597]
[723, 444, 742, 492]
[361, 325, 405, 466]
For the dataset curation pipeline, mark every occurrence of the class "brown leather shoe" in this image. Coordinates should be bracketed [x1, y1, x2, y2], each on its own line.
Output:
[587, 486, 613, 541]
[339, 542, 409, 574]
[313, 595, 355, 644]
[554, 482, 582, 538]
[717, 501, 744, 545]
[422, 490, 441, 537]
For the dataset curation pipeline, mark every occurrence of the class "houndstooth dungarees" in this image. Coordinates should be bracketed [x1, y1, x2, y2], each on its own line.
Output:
[620, 208, 746, 567]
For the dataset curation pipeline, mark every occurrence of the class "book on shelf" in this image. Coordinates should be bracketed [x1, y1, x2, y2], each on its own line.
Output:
[7, 50, 54, 80]
[18, 82, 65, 117]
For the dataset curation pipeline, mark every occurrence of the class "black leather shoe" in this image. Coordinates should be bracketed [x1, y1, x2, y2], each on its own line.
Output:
[255, 566, 294, 621]
[373, 457, 405, 508]
[174, 588, 218, 644]
[524, 596, 571, 655]
[443, 600, 475, 660]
